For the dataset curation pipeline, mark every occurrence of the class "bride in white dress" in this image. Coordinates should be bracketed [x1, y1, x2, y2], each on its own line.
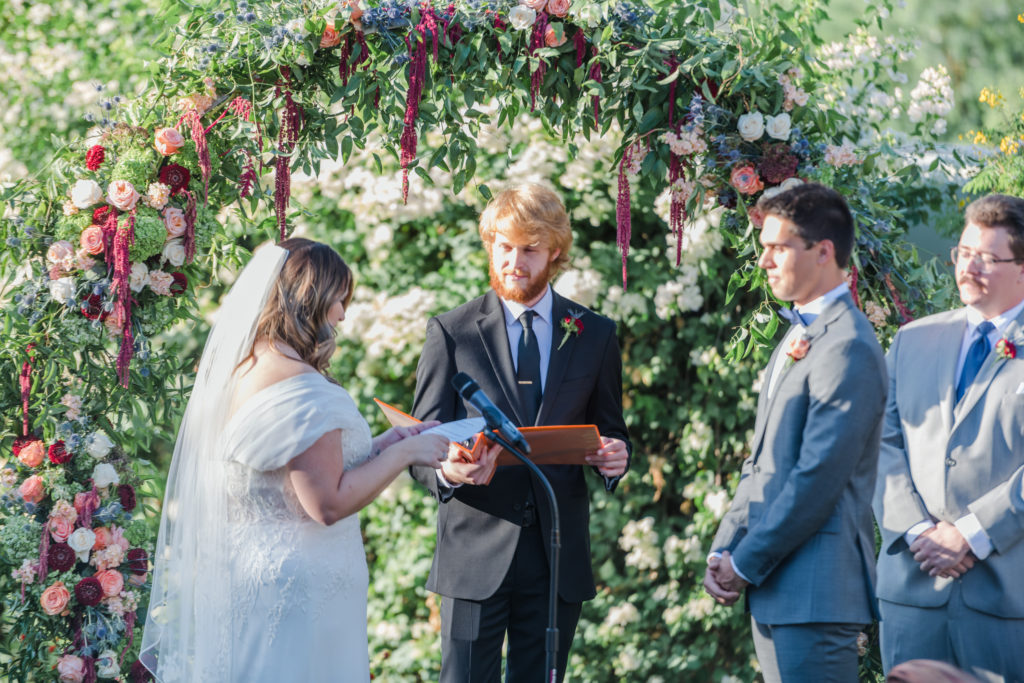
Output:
[141, 239, 448, 682]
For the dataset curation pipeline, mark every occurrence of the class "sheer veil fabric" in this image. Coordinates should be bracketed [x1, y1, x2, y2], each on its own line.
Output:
[141, 244, 288, 681]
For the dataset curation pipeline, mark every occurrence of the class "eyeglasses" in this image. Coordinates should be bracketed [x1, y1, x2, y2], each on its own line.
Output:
[950, 246, 1021, 270]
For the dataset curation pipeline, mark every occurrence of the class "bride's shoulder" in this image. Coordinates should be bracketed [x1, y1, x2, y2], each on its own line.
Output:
[230, 353, 321, 416]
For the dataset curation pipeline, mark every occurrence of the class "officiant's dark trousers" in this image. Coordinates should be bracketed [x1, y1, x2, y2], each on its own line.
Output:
[439, 521, 582, 683]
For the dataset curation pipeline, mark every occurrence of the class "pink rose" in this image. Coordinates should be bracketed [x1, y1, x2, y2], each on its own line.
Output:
[730, 164, 764, 195]
[56, 654, 85, 683]
[786, 335, 810, 361]
[320, 23, 341, 48]
[163, 207, 187, 238]
[110, 525, 131, 551]
[94, 569, 125, 597]
[46, 240, 76, 268]
[80, 226, 105, 256]
[544, 24, 567, 47]
[93, 527, 112, 550]
[547, 0, 570, 17]
[19, 475, 44, 504]
[153, 127, 185, 156]
[16, 439, 44, 468]
[107, 180, 140, 212]
[40, 581, 70, 616]
[49, 516, 74, 543]
[523, 0, 547, 9]
[148, 270, 174, 296]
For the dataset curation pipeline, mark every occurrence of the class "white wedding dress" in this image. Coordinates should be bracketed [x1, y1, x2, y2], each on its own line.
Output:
[219, 372, 372, 682]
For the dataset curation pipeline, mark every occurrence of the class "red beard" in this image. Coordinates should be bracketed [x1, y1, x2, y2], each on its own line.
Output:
[490, 261, 552, 304]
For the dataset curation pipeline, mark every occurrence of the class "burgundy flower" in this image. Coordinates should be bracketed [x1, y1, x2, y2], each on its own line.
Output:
[159, 164, 191, 195]
[118, 484, 137, 511]
[48, 440, 72, 465]
[85, 145, 106, 171]
[130, 659, 154, 683]
[996, 338, 1017, 360]
[169, 272, 188, 296]
[758, 143, 800, 184]
[126, 548, 148, 575]
[93, 206, 112, 224]
[12, 435, 35, 457]
[81, 294, 111, 321]
[48, 542, 76, 572]
[74, 577, 104, 606]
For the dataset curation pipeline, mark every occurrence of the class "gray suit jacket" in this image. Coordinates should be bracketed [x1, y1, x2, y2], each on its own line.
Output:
[712, 293, 886, 625]
[874, 306, 1024, 618]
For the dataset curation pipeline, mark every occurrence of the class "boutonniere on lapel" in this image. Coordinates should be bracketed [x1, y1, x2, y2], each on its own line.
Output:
[995, 338, 1017, 360]
[557, 309, 585, 350]
[785, 331, 811, 365]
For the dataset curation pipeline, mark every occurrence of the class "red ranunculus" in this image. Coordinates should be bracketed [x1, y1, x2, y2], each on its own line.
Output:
[126, 548, 149, 575]
[169, 272, 188, 296]
[93, 206, 113, 224]
[74, 576, 104, 606]
[159, 164, 191, 195]
[996, 338, 1017, 360]
[85, 145, 106, 171]
[118, 484, 137, 511]
[48, 542, 76, 572]
[81, 294, 111, 321]
[48, 440, 72, 465]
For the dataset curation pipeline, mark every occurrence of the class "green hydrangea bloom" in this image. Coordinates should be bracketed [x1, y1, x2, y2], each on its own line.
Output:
[193, 206, 221, 254]
[127, 208, 167, 262]
[175, 139, 222, 184]
[0, 514, 43, 561]
[53, 212, 93, 242]
[110, 147, 157, 189]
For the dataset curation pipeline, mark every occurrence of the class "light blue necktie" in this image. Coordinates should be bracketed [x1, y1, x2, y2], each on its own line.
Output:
[956, 320, 995, 402]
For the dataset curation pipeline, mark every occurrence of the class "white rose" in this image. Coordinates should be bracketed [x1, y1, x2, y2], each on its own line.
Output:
[70, 179, 103, 209]
[286, 18, 308, 38]
[130, 261, 149, 292]
[508, 5, 537, 30]
[68, 527, 96, 562]
[765, 112, 792, 140]
[92, 462, 120, 489]
[162, 239, 186, 267]
[49, 277, 76, 304]
[85, 431, 114, 459]
[95, 650, 119, 678]
[737, 111, 764, 141]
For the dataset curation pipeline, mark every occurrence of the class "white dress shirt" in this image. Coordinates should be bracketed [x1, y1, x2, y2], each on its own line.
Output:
[766, 282, 849, 397]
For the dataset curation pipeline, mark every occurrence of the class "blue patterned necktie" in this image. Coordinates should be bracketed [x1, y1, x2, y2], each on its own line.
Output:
[956, 320, 995, 402]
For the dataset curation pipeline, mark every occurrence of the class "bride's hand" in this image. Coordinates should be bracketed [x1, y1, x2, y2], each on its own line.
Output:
[386, 432, 448, 469]
[373, 421, 441, 453]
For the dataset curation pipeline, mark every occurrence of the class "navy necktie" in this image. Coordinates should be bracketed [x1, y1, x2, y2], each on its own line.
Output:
[517, 310, 542, 424]
[956, 320, 995, 402]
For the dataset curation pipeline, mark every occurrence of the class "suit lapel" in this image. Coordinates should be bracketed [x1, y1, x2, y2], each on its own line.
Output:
[954, 308, 1024, 425]
[536, 292, 574, 426]
[751, 339, 787, 458]
[933, 310, 967, 433]
[476, 291, 526, 425]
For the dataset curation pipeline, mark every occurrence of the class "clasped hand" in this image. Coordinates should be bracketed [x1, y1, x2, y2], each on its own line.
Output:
[584, 436, 629, 478]
[441, 441, 501, 486]
[703, 551, 748, 606]
[909, 521, 976, 578]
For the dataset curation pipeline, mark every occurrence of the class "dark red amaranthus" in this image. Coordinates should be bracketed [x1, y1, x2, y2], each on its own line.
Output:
[179, 109, 212, 204]
[399, 11, 433, 204]
[339, 32, 370, 86]
[78, 487, 100, 529]
[589, 46, 601, 126]
[493, 13, 506, 62]
[574, 28, 586, 67]
[119, 610, 136, 665]
[113, 212, 136, 387]
[99, 207, 119, 261]
[616, 143, 634, 289]
[884, 272, 913, 323]
[183, 190, 197, 263]
[528, 12, 550, 111]
[238, 151, 257, 198]
[849, 264, 861, 309]
[19, 343, 34, 436]
[275, 71, 303, 239]
[668, 154, 686, 266]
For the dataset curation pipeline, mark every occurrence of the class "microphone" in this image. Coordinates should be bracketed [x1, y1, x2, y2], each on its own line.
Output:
[451, 372, 531, 455]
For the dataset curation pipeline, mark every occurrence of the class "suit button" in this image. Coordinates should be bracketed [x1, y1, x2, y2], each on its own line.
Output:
[513, 503, 522, 511]
[945, 458, 956, 467]
[753, 465, 760, 474]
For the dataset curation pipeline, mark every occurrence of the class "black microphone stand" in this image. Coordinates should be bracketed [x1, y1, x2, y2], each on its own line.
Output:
[479, 428, 561, 683]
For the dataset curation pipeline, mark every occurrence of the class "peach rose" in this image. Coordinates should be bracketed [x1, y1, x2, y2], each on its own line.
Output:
[729, 164, 764, 195]
[148, 270, 174, 296]
[341, 0, 363, 29]
[545, 24, 567, 47]
[523, 0, 547, 10]
[547, 0, 570, 17]
[93, 527, 113, 550]
[79, 226, 105, 256]
[56, 654, 85, 683]
[153, 127, 185, 156]
[320, 23, 341, 48]
[19, 475, 44, 504]
[163, 207, 187, 238]
[786, 335, 810, 361]
[17, 439, 45, 468]
[49, 516, 74, 543]
[107, 180, 140, 212]
[94, 569, 125, 597]
[46, 240, 76, 268]
[40, 581, 71, 616]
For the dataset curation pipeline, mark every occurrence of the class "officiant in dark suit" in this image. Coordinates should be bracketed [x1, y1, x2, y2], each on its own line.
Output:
[410, 183, 631, 683]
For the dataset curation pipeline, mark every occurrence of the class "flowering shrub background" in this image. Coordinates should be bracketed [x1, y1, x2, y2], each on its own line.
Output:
[0, 0, 1016, 680]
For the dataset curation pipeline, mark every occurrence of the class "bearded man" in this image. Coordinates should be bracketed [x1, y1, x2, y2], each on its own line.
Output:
[410, 183, 631, 683]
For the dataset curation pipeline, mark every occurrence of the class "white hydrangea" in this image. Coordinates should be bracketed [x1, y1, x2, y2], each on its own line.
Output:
[553, 267, 602, 308]
[908, 65, 953, 123]
[604, 602, 640, 629]
[338, 286, 438, 366]
[604, 286, 648, 321]
[619, 517, 660, 570]
[684, 594, 716, 620]
[704, 489, 731, 519]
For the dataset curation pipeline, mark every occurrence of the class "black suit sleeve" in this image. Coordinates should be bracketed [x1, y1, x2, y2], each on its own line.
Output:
[586, 320, 632, 492]
[410, 316, 460, 501]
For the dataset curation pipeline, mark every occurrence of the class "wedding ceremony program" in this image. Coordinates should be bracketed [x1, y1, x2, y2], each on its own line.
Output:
[1, 0, 1023, 681]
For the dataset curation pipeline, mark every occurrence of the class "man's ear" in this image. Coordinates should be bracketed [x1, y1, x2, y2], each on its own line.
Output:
[550, 248, 561, 263]
[816, 239, 835, 265]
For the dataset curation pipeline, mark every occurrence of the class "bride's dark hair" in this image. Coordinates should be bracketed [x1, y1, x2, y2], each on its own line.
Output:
[247, 238, 354, 373]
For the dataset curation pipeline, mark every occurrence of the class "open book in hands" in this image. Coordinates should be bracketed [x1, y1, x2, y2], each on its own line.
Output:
[373, 399, 601, 467]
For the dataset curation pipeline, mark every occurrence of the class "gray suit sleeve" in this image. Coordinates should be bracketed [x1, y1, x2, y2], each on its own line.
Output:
[968, 462, 1024, 555]
[731, 336, 886, 586]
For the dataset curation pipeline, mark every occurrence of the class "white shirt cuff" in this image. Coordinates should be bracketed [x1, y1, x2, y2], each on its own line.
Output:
[954, 513, 993, 560]
[706, 551, 752, 584]
[436, 469, 462, 489]
[904, 520, 935, 547]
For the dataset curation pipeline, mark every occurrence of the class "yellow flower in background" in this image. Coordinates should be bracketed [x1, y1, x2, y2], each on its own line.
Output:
[979, 87, 1005, 108]
[967, 130, 990, 145]
[1001, 136, 1022, 155]
[1018, 12, 1023, 21]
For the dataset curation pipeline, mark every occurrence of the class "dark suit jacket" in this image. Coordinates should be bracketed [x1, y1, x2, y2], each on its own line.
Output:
[411, 289, 630, 603]
[712, 293, 886, 625]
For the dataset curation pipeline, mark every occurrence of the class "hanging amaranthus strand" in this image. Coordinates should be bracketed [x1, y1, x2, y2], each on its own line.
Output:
[528, 12, 550, 111]
[238, 151, 257, 199]
[574, 28, 586, 67]
[275, 71, 302, 239]
[119, 611, 136, 666]
[338, 32, 370, 86]
[668, 154, 687, 266]
[493, 14, 506, 62]
[113, 213, 136, 388]
[99, 207, 119, 262]
[616, 144, 634, 289]
[589, 47, 601, 127]
[399, 15, 430, 204]
[849, 264, 861, 309]
[77, 486, 100, 529]
[180, 109, 212, 204]
[883, 272, 914, 323]
[183, 190, 197, 263]
[19, 344, 34, 436]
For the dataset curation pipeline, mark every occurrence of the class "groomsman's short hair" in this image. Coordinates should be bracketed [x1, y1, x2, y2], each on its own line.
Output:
[478, 183, 572, 276]
[757, 183, 854, 268]
[965, 193, 1024, 261]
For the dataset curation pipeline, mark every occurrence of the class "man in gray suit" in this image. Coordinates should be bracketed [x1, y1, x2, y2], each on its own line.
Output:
[704, 183, 886, 682]
[874, 193, 1024, 683]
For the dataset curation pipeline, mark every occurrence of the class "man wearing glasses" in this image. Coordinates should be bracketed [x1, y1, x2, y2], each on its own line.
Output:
[874, 193, 1024, 682]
